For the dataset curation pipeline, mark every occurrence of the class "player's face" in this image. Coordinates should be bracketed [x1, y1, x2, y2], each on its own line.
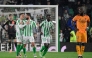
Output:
[47, 16, 51, 21]
[9, 15, 13, 20]
[20, 14, 25, 20]
[26, 14, 29, 20]
[78, 8, 83, 15]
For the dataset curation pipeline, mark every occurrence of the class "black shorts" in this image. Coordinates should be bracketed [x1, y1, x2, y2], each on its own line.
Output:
[9, 34, 16, 40]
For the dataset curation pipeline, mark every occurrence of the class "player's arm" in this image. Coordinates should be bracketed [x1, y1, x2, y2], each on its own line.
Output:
[50, 22, 54, 34]
[33, 21, 37, 34]
[87, 16, 90, 27]
[72, 16, 77, 30]
[39, 21, 44, 35]
[15, 20, 20, 33]
[18, 20, 27, 29]
[2, 20, 9, 31]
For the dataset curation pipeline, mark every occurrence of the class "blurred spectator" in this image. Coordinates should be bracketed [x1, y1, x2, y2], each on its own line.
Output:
[16, 0, 24, 5]
[59, 16, 66, 33]
[37, 14, 44, 24]
[0, 15, 6, 25]
[59, 30, 63, 42]
[64, 27, 71, 42]
[70, 30, 76, 42]
[86, 0, 92, 14]
[82, 4, 87, 14]
[0, 0, 4, 4]
[6, 0, 16, 5]
[68, 7, 74, 16]
[88, 28, 92, 43]
[66, 15, 75, 30]
[74, 1, 82, 15]
[23, 0, 34, 5]
[63, 9, 70, 22]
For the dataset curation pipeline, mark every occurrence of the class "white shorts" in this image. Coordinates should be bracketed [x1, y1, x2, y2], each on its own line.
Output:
[23, 36, 35, 44]
[41, 35, 52, 44]
[16, 36, 23, 43]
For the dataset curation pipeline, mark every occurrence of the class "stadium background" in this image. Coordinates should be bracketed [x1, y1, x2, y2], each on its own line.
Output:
[0, 0, 92, 52]
[0, 0, 92, 58]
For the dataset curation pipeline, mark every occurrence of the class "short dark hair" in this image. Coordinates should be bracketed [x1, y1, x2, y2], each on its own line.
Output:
[9, 14, 12, 17]
[46, 14, 50, 17]
[19, 13, 24, 17]
[26, 13, 31, 17]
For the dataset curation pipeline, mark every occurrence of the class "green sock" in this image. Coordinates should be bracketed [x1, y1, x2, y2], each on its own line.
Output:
[42, 47, 48, 57]
[40, 46, 45, 52]
[33, 47, 36, 54]
[23, 48, 26, 55]
[16, 44, 21, 56]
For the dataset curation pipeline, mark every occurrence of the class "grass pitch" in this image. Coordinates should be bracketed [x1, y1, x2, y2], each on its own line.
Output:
[0, 52, 92, 58]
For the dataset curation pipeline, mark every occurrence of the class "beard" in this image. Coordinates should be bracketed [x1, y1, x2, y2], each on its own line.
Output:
[47, 18, 50, 21]
[80, 13, 84, 16]
[26, 17, 29, 20]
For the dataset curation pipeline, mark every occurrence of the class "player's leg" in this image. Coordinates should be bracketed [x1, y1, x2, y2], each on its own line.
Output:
[41, 36, 50, 58]
[31, 42, 37, 57]
[40, 35, 45, 53]
[23, 44, 27, 58]
[42, 43, 49, 58]
[16, 36, 22, 58]
[81, 31, 87, 58]
[16, 42, 21, 58]
[13, 34, 17, 49]
[39, 35, 46, 57]
[76, 31, 82, 58]
[30, 36, 37, 57]
[8, 35, 12, 52]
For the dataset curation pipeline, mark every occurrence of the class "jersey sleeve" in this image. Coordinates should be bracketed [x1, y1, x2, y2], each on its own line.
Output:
[72, 16, 77, 22]
[51, 22, 54, 30]
[33, 21, 36, 28]
[40, 21, 44, 27]
[32, 21, 37, 33]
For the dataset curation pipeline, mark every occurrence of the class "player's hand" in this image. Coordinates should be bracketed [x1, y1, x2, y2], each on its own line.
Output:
[26, 21, 30, 25]
[20, 22, 23, 24]
[76, 29, 79, 31]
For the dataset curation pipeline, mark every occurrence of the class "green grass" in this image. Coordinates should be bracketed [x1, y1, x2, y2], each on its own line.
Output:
[0, 52, 92, 58]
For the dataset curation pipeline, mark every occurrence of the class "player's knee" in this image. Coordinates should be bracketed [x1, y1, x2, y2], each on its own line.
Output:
[23, 44, 26, 47]
[81, 43, 85, 46]
[31, 42, 35, 47]
[44, 43, 49, 48]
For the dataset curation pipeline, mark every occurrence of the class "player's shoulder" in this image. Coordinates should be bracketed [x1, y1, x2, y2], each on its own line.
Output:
[16, 19, 19, 22]
[84, 15, 90, 18]
[74, 15, 80, 18]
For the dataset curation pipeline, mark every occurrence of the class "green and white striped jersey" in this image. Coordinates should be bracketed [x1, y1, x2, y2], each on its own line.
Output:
[40, 19, 54, 37]
[23, 19, 36, 36]
[16, 19, 25, 37]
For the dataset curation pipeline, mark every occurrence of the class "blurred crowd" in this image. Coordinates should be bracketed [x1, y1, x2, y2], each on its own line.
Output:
[59, 0, 92, 43]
